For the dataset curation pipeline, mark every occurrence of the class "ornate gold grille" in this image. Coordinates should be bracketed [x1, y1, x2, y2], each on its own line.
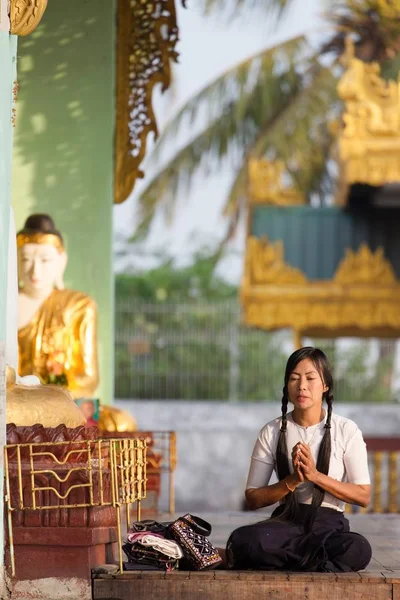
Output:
[4, 437, 147, 576]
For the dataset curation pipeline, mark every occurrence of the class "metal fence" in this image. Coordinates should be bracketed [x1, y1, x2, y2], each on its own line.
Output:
[115, 300, 400, 403]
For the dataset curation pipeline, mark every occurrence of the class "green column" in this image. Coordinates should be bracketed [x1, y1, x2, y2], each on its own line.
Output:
[12, 0, 116, 403]
[0, 28, 17, 575]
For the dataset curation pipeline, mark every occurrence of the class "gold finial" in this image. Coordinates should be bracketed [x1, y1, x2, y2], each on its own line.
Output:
[341, 36, 355, 68]
[334, 245, 397, 285]
[245, 236, 307, 286]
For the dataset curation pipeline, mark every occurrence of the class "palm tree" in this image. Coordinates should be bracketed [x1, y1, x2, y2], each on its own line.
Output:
[133, 0, 400, 241]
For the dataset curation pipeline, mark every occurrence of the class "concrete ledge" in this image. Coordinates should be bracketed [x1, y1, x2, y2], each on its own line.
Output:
[93, 569, 400, 600]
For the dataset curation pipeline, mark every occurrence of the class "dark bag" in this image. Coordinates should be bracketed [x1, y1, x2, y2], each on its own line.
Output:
[128, 519, 172, 535]
[122, 543, 178, 572]
[168, 514, 222, 570]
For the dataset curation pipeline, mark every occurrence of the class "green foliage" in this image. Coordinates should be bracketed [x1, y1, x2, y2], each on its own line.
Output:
[308, 339, 397, 403]
[115, 248, 237, 302]
[114, 250, 288, 400]
[114, 297, 289, 400]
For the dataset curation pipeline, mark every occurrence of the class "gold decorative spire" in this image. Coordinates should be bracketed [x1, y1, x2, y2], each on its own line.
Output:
[334, 245, 397, 285]
[244, 237, 308, 286]
[114, 0, 183, 204]
[248, 159, 305, 206]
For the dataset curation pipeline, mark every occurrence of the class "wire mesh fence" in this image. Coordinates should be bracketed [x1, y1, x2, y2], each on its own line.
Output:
[115, 299, 400, 403]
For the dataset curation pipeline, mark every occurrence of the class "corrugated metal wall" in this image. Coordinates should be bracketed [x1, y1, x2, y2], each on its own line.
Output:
[252, 206, 400, 279]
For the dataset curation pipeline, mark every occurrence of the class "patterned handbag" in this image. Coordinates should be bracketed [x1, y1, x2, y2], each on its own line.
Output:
[168, 514, 222, 570]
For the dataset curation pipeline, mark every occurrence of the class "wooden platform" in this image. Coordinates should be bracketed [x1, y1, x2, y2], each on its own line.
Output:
[93, 512, 400, 600]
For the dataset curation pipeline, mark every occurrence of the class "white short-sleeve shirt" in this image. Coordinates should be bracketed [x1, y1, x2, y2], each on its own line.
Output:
[246, 411, 370, 512]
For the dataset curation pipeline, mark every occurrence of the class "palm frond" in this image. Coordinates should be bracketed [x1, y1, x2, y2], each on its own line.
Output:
[133, 42, 320, 240]
[250, 65, 340, 197]
[149, 36, 310, 164]
[132, 105, 263, 241]
[215, 65, 340, 241]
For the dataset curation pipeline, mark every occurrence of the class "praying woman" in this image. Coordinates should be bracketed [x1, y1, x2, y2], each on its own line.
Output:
[226, 347, 372, 572]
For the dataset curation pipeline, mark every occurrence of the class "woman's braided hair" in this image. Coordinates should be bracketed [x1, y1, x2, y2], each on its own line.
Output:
[275, 347, 334, 532]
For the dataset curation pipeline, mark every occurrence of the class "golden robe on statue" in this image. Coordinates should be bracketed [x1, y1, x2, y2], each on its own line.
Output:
[18, 288, 99, 398]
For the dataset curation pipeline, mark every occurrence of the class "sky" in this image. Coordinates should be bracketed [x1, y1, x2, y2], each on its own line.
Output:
[113, 0, 325, 282]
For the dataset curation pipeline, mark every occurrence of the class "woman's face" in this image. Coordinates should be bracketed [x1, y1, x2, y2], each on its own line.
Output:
[18, 243, 65, 294]
[287, 357, 328, 411]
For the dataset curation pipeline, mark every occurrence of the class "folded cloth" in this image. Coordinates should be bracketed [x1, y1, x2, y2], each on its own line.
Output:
[127, 531, 163, 544]
[138, 535, 183, 559]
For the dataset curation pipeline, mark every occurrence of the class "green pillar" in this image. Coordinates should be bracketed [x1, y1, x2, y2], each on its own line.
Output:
[12, 0, 116, 403]
[0, 26, 17, 577]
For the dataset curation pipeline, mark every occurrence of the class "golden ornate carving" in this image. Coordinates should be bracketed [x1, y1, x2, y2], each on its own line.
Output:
[337, 38, 400, 189]
[114, 0, 182, 204]
[248, 159, 305, 206]
[244, 237, 308, 286]
[241, 236, 400, 336]
[9, 0, 48, 36]
[334, 244, 397, 285]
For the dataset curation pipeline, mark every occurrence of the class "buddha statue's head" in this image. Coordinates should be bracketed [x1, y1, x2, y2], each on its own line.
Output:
[17, 214, 68, 297]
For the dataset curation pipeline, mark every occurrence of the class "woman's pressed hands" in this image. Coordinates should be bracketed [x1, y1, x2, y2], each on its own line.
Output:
[292, 442, 319, 483]
[290, 443, 304, 484]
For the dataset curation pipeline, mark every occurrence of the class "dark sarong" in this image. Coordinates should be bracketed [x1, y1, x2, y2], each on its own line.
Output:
[227, 504, 372, 572]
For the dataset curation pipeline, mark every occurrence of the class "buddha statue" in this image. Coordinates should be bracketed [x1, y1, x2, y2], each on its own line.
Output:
[15, 212, 137, 432]
[17, 214, 99, 398]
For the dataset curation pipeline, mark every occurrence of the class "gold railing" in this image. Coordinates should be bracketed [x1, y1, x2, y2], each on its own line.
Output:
[102, 430, 177, 513]
[139, 431, 176, 514]
[4, 437, 147, 577]
[346, 439, 400, 514]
